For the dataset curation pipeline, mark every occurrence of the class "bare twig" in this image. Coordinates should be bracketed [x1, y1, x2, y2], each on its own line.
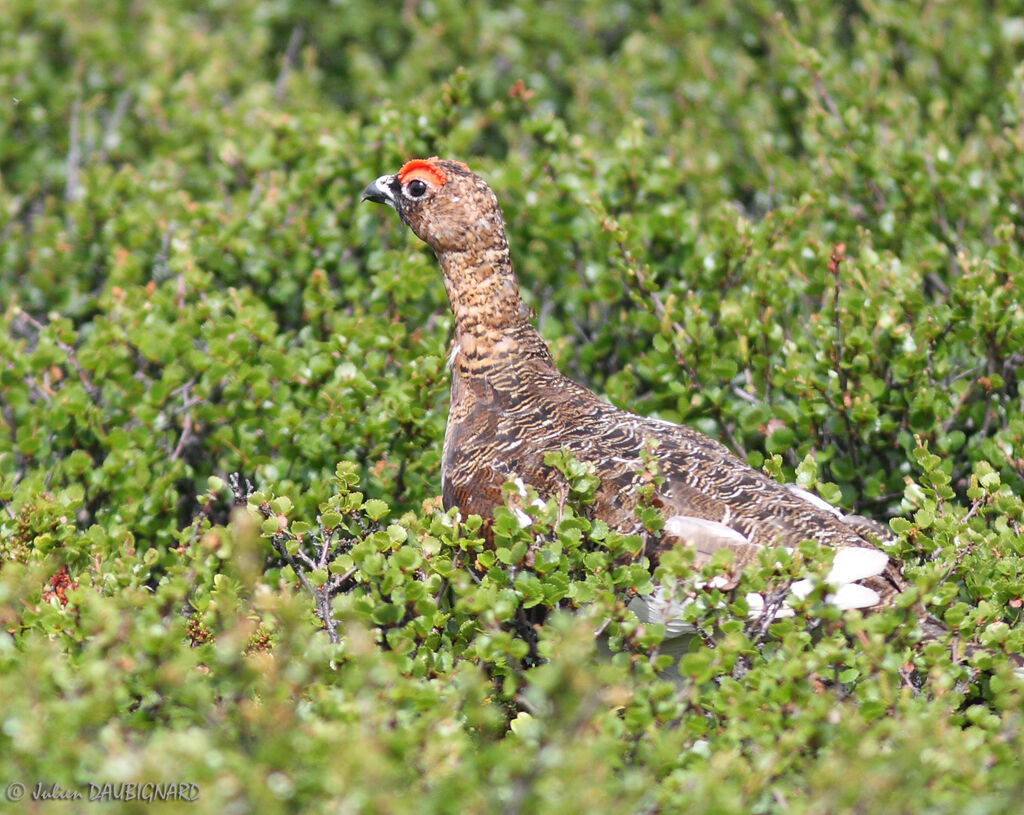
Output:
[228, 472, 256, 506]
[259, 505, 342, 643]
[153, 223, 174, 282]
[96, 89, 134, 164]
[730, 385, 762, 405]
[238, 474, 350, 644]
[829, 244, 859, 471]
[274, 27, 303, 103]
[809, 70, 842, 121]
[0, 390, 23, 486]
[270, 532, 338, 640]
[960, 499, 983, 527]
[65, 96, 82, 206]
[940, 381, 977, 435]
[748, 581, 792, 646]
[15, 309, 102, 407]
[923, 156, 963, 266]
[182, 501, 213, 550]
[830, 243, 847, 396]
[169, 387, 201, 462]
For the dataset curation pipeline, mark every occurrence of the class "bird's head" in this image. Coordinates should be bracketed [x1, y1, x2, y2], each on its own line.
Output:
[361, 158, 507, 254]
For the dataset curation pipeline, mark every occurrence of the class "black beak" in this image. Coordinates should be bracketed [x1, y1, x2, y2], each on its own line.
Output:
[361, 174, 398, 209]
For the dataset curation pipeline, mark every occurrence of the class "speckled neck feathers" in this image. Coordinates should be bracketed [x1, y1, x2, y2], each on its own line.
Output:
[436, 225, 552, 368]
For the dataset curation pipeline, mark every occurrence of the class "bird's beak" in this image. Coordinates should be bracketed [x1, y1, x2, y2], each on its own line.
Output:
[361, 174, 398, 209]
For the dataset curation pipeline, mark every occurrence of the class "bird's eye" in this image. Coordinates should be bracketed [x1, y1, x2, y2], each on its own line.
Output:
[407, 179, 428, 198]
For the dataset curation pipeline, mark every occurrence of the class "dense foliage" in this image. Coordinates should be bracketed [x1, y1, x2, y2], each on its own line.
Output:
[2, 1, 1024, 812]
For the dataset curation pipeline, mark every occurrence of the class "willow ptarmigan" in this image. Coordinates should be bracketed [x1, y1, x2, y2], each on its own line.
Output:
[362, 157, 903, 634]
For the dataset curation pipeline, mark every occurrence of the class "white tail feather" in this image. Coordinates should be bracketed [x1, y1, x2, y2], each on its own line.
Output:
[789, 578, 814, 601]
[629, 538, 889, 638]
[694, 574, 733, 590]
[628, 591, 697, 637]
[664, 515, 749, 546]
[830, 582, 881, 610]
[786, 484, 843, 518]
[745, 592, 795, 619]
[827, 547, 889, 586]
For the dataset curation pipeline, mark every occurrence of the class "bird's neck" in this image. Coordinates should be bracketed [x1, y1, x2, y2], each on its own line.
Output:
[436, 244, 552, 363]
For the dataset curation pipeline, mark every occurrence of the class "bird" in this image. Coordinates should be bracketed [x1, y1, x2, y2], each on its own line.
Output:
[361, 157, 906, 637]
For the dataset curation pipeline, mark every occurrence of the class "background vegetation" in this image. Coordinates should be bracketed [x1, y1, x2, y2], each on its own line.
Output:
[2, 0, 1024, 812]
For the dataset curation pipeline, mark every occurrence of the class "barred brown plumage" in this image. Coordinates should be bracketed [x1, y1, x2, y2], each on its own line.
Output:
[362, 157, 906, 628]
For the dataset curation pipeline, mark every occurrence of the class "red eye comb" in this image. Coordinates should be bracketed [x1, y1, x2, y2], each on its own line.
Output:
[398, 157, 448, 187]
